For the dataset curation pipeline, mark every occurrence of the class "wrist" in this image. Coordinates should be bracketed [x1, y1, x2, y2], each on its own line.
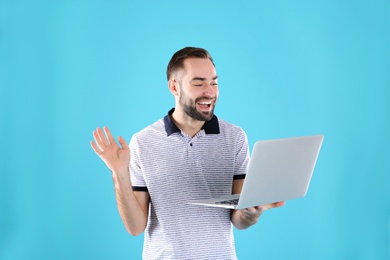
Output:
[111, 169, 131, 188]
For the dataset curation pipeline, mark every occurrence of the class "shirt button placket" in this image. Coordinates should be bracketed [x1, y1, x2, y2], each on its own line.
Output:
[187, 140, 198, 166]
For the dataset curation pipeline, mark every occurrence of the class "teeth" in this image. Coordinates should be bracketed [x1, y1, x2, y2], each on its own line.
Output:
[198, 101, 211, 105]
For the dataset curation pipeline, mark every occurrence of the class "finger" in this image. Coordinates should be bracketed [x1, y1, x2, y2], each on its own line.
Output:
[247, 206, 259, 212]
[93, 128, 106, 150]
[103, 126, 116, 146]
[244, 207, 263, 215]
[97, 127, 110, 146]
[263, 201, 285, 210]
[270, 201, 285, 208]
[90, 140, 102, 156]
[118, 136, 129, 150]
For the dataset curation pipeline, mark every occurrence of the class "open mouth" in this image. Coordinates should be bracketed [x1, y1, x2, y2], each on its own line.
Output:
[196, 99, 214, 111]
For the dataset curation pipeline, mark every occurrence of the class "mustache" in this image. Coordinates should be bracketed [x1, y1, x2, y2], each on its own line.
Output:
[195, 96, 216, 103]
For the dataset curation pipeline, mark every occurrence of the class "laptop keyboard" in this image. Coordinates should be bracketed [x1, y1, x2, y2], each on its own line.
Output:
[215, 198, 239, 205]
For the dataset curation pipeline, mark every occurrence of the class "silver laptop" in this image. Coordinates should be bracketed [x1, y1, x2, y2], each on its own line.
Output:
[189, 135, 324, 210]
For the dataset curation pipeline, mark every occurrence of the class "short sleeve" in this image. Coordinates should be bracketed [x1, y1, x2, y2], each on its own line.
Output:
[234, 129, 250, 179]
[129, 135, 148, 191]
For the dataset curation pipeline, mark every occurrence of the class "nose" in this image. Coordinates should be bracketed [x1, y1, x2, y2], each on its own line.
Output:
[203, 82, 218, 97]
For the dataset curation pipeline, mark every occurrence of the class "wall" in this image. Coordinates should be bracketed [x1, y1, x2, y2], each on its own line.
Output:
[1, 0, 389, 259]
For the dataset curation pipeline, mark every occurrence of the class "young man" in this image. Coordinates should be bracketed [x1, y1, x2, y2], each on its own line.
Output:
[91, 47, 284, 259]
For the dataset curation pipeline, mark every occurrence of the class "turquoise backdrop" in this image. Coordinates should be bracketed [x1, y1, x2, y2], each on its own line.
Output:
[1, 0, 389, 259]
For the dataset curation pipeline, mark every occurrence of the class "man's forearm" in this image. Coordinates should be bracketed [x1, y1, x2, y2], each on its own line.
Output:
[112, 170, 149, 236]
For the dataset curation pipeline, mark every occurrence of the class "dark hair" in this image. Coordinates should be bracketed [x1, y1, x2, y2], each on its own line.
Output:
[166, 47, 215, 80]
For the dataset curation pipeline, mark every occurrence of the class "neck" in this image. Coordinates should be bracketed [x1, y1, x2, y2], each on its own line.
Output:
[171, 108, 205, 138]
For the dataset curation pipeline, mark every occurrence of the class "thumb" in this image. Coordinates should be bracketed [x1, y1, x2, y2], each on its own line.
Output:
[117, 136, 129, 150]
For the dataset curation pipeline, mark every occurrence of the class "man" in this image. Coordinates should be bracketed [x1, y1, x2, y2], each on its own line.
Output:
[91, 47, 284, 259]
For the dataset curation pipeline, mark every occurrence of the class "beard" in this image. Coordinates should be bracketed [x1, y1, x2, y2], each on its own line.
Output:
[179, 87, 216, 121]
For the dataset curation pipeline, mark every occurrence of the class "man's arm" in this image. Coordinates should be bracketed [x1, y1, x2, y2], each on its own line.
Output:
[91, 126, 149, 236]
[230, 179, 285, 230]
[111, 168, 150, 236]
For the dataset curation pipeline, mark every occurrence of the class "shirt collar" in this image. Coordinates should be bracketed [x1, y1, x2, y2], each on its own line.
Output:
[163, 108, 220, 136]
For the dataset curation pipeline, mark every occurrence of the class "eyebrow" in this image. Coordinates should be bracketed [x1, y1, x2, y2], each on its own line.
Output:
[191, 76, 218, 81]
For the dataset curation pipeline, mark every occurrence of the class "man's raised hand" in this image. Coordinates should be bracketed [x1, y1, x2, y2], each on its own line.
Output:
[90, 126, 130, 173]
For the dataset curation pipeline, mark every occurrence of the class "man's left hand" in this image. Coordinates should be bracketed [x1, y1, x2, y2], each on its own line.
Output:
[233, 201, 285, 230]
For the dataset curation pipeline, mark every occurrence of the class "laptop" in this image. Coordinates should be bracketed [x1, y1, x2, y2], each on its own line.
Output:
[189, 135, 324, 210]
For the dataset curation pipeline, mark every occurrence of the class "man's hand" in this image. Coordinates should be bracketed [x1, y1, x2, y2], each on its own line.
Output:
[233, 201, 285, 230]
[90, 126, 130, 174]
[91, 127, 150, 236]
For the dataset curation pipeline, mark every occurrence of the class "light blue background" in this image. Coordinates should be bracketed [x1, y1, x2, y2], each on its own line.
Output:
[1, 0, 389, 259]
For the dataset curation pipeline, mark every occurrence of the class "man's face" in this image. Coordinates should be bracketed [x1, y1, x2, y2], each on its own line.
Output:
[177, 58, 219, 121]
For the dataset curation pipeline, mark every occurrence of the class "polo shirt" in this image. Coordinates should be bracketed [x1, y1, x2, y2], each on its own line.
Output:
[129, 108, 249, 260]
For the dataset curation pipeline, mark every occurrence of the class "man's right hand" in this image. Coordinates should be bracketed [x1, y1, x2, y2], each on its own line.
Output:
[91, 126, 149, 236]
[90, 126, 130, 174]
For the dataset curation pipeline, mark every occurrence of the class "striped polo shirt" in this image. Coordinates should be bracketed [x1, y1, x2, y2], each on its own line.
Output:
[129, 108, 249, 260]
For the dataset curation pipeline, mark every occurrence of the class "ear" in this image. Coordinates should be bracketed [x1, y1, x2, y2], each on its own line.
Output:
[168, 79, 180, 97]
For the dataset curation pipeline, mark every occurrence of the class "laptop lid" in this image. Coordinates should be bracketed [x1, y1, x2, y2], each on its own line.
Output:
[189, 135, 324, 210]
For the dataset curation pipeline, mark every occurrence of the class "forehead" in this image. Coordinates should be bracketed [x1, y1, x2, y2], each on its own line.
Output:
[182, 58, 217, 79]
